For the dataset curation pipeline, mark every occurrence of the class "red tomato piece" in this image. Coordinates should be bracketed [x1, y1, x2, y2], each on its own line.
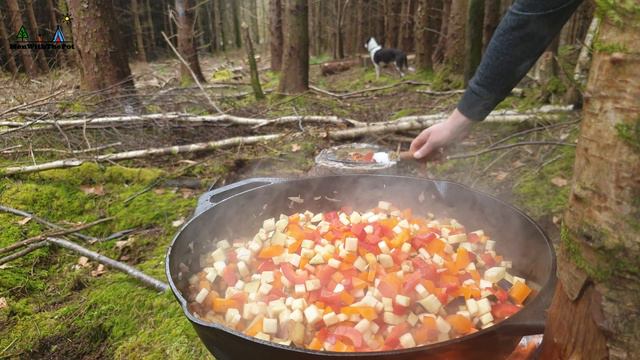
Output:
[281, 263, 307, 284]
[351, 223, 365, 237]
[481, 253, 497, 267]
[392, 302, 408, 315]
[334, 326, 363, 348]
[316, 265, 337, 286]
[495, 288, 509, 302]
[411, 232, 437, 249]
[222, 266, 237, 287]
[402, 271, 423, 294]
[384, 322, 409, 346]
[492, 302, 521, 320]
[257, 260, 276, 272]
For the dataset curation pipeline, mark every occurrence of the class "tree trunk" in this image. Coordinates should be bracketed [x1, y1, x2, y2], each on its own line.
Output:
[248, 0, 260, 44]
[443, 0, 467, 74]
[167, 2, 176, 47]
[45, 0, 66, 67]
[208, 0, 218, 52]
[537, 36, 559, 102]
[175, 0, 206, 83]
[67, 0, 137, 100]
[334, 0, 346, 59]
[398, 0, 413, 51]
[384, 0, 401, 48]
[25, 0, 49, 73]
[6, 0, 37, 77]
[131, 0, 147, 62]
[539, 9, 640, 360]
[196, 2, 209, 50]
[231, 0, 242, 48]
[431, 0, 450, 65]
[482, 0, 500, 53]
[269, 0, 283, 71]
[464, 0, 484, 86]
[278, 0, 309, 94]
[414, 0, 432, 71]
[355, 0, 365, 54]
[145, 0, 156, 54]
[215, 0, 226, 51]
[0, 12, 19, 75]
[242, 22, 265, 100]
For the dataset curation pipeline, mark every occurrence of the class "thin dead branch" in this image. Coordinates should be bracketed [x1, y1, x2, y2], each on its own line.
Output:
[0, 241, 48, 266]
[446, 141, 576, 160]
[0, 205, 98, 242]
[310, 80, 430, 99]
[45, 237, 168, 291]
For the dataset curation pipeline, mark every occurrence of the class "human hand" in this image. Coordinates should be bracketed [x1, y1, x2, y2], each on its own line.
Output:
[410, 109, 474, 160]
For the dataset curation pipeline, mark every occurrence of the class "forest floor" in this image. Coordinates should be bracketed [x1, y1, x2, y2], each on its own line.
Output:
[0, 52, 579, 359]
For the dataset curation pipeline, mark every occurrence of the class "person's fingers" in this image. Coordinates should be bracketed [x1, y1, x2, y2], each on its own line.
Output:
[413, 137, 439, 159]
[410, 128, 431, 154]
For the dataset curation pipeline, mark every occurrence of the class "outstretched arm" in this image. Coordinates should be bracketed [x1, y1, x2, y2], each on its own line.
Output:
[412, 0, 584, 159]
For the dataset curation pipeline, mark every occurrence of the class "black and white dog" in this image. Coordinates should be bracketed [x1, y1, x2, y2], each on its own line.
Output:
[364, 37, 411, 79]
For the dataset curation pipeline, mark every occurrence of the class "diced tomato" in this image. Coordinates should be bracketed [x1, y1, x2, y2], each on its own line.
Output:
[481, 253, 497, 267]
[436, 291, 449, 305]
[384, 322, 409, 346]
[324, 211, 339, 222]
[402, 271, 423, 294]
[222, 265, 237, 286]
[334, 326, 363, 347]
[412, 232, 436, 249]
[358, 240, 380, 255]
[319, 289, 341, 308]
[281, 263, 307, 284]
[468, 232, 481, 243]
[256, 260, 276, 272]
[492, 302, 521, 320]
[226, 251, 237, 263]
[316, 265, 337, 286]
[495, 288, 509, 303]
[392, 302, 408, 315]
[412, 258, 437, 280]
[351, 223, 365, 237]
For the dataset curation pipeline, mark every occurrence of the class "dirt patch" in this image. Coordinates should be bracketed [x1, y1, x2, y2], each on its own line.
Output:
[21, 326, 110, 360]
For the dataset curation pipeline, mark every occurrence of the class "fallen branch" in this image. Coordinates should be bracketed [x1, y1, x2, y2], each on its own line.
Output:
[2, 133, 284, 175]
[161, 31, 224, 114]
[1, 142, 122, 155]
[310, 80, 429, 99]
[0, 205, 98, 242]
[489, 119, 581, 149]
[0, 241, 48, 266]
[446, 141, 576, 160]
[0, 113, 363, 130]
[46, 237, 168, 292]
[0, 90, 65, 119]
[0, 217, 113, 255]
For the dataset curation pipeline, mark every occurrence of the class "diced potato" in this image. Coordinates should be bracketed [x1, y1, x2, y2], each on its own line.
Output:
[418, 294, 442, 314]
[195, 288, 209, 304]
[262, 318, 278, 334]
[477, 298, 491, 316]
[304, 305, 322, 325]
[399, 333, 416, 348]
[263, 218, 276, 232]
[378, 254, 394, 268]
[345, 237, 358, 252]
[484, 267, 506, 283]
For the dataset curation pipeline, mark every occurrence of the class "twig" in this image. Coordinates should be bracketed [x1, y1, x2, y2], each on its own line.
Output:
[447, 141, 576, 160]
[0, 241, 48, 266]
[101, 228, 138, 242]
[0, 205, 98, 242]
[417, 89, 465, 95]
[161, 31, 224, 114]
[489, 119, 581, 149]
[0, 145, 22, 152]
[310, 80, 429, 99]
[0, 217, 113, 255]
[0, 90, 65, 119]
[45, 237, 168, 292]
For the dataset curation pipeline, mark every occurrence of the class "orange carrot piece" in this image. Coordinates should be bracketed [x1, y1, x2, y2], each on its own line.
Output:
[258, 245, 285, 259]
[446, 314, 473, 334]
[245, 315, 265, 336]
[509, 281, 532, 305]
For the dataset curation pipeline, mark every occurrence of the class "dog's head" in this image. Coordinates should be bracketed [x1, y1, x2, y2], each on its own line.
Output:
[365, 37, 379, 52]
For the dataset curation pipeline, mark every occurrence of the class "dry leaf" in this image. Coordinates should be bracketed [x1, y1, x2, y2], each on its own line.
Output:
[115, 237, 134, 250]
[80, 185, 105, 196]
[551, 177, 568, 187]
[172, 218, 186, 228]
[17, 217, 32, 225]
[291, 143, 301, 152]
[552, 215, 561, 225]
[91, 264, 107, 277]
[153, 188, 166, 195]
[180, 188, 195, 199]
[512, 160, 525, 168]
[0, 297, 7, 310]
[492, 171, 509, 181]
[77, 256, 90, 267]
[120, 255, 130, 261]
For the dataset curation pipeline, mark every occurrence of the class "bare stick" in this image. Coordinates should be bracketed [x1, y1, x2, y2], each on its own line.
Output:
[310, 80, 429, 99]
[489, 119, 581, 149]
[0, 90, 65, 119]
[46, 237, 168, 292]
[0, 241, 48, 266]
[2, 133, 283, 175]
[446, 141, 576, 160]
[161, 31, 224, 114]
[0, 205, 97, 242]
[0, 217, 113, 255]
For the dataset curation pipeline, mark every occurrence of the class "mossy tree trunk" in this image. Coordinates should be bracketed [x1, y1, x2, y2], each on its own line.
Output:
[0, 12, 18, 75]
[414, 0, 433, 71]
[175, 0, 206, 83]
[131, 0, 147, 62]
[463, 0, 484, 86]
[45, 0, 67, 67]
[269, 0, 283, 71]
[248, 0, 260, 44]
[242, 22, 264, 100]
[482, 0, 500, 53]
[431, 0, 450, 65]
[443, 0, 467, 74]
[67, 0, 137, 100]
[231, 0, 242, 48]
[6, 0, 37, 77]
[278, 0, 308, 94]
[539, 8, 640, 360]
[25, 0, 49, 73]
[214, 0, 226, 51]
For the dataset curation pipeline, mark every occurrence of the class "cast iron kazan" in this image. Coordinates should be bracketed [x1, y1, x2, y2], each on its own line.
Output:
[166, 175, 556, 360]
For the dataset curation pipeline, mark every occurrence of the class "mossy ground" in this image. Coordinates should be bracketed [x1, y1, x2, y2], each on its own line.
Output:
[0, 53, 580, 359]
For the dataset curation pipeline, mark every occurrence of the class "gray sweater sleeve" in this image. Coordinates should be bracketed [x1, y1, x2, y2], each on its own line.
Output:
[457, 0, 584, 121]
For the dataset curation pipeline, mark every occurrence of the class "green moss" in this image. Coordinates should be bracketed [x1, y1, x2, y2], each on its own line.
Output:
[514, 145, 575, 218]
[310, 54, 332, 65]
[593, 40, 629, 54]
[391, 108, 419, 119]
[595, 0, 640, 26]
[615, 118, 640, 152]
[211, 69, 233, 82]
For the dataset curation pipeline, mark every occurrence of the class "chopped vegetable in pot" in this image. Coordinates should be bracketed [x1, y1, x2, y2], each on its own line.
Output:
[186, 201, 532, 352]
